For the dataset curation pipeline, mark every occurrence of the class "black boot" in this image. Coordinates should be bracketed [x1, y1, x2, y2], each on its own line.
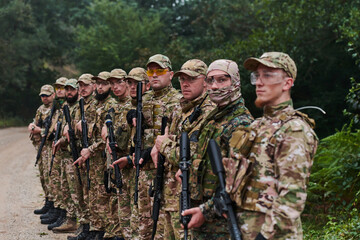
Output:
[94, 231, 105, 240]
[67, 223, 90, 240]
[48, 209, 67, 230]
[40, 203, 55, 219]
[41, 208, 60, 225]
[34, 198, 52, 215]
[85, 231, 98, 240]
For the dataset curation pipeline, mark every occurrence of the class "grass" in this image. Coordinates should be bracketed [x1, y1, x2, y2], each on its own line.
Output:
[0, 117, 27, 128]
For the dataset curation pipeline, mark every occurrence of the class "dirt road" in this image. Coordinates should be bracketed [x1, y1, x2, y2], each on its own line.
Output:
[0, 127, 67, 240]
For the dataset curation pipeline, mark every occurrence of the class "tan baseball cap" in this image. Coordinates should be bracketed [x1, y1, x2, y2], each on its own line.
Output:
[78, 73, 94, 84]
[54, 77, 68, 86]
[39, 84, 55, 96]
[207, 59, 240, 82]
[65, 78, 78, 89]
[92, 71, 111, 81]
[146, 54, 172, 70]
[125, 67, 148, 82]
[174, 59, 207, 78]
[108, 69, 127, 81]
[244, 52, 297, 80]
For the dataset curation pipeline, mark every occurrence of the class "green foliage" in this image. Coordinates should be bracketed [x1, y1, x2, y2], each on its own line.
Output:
[304, 209, 360, 240]
[307, 123, 360, 211]
[74, 0, 166, 73]
[343, 78, 360, 126]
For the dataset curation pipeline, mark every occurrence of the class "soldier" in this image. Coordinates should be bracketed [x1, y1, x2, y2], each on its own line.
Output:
[126, 54, 182, 239]
[74, 71, 117, 239]
[29, 84, 55, 215]
[111, 67, 151, 239]
[222, 52, 318, 240]
[67, 73, 96, 240]
[50, 79, 80, 233]
[181, 60, 253, 239]
[40, 77, 68, 226]
[151, 59, 216, 239]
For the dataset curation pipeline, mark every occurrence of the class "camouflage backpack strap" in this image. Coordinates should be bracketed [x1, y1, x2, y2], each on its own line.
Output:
[294, 110, 316, 129]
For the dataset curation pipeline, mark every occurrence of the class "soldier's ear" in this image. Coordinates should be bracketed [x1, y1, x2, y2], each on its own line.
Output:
[282, 77, 293, 91]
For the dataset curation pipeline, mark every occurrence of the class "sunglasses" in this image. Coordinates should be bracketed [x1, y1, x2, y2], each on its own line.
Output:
[55, 86, 65, 91]
[146, 68, 169, 76]
[40, 94, 51, 97]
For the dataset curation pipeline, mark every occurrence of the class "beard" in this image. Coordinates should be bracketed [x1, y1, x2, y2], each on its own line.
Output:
[66, 92, 79, 104]
[255, 97, 266, 108]
[95, 89, 111, 101]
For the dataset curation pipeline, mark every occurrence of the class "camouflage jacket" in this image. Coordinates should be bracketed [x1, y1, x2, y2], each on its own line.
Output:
[190, 97, 253, 204]
[159, 93, 215, 211]
[87, 95, 117, 154]
[228, 100, 318, 239]
[31, 103, 52, 144]
[141, 85, 182, 169]
[59, 101, 79, 158]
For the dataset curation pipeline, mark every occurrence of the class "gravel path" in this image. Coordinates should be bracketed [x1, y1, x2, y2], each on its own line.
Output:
[0, 127, 67, 240]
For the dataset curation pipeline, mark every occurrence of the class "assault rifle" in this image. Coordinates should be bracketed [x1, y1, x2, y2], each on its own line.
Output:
[149, 116, 168, 240]
[134, 82, 143, 205]
[105, 108, 123, 193]
[49, 120, 62, 176]
[79, 98, 91, 190]
[63, 104, 82, 186]
[179, 132, 191, 240]
[207, 139, 242, 240]
[35, 103, 56, 166]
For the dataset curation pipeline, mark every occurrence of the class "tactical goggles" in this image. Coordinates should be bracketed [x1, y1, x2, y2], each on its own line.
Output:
[55, 86, 65, 91]
[205, 74, 231, 85]
[126, 80, 148, 86]
[250, 71, 285, 85]
[146, 68, 168, 76]
[178, 75, 204, 84]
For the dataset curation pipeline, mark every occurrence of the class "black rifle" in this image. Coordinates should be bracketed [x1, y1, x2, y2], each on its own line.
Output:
[179, 132, 191, 240]
[134, 82, 143, 205]
[63, 104, 82, 186]
[79, 98, 91, 190]
[150, 116, 168, 240]
[105, 108, 123, 194]
[207, 139, 242, 240]
[35, 104, 56, 166]
[49, 120, 62, 176]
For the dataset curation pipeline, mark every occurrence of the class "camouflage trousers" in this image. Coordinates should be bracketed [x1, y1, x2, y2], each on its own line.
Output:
[158, 210, 188, 240]
[48, 152, 63, 208]
[103, 190, 121, 238]
[191, 212, 229, 240]
[130, 168, 157, 240]
[118, 168, 132, 239]
[78, 165, 91, 225]
[37, 144, 51, 198]
[236, 210, 303, 240]
[61, 155, 83, 218]
[88, 153, 112, 232]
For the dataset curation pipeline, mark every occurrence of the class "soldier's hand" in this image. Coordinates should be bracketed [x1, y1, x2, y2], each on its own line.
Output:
[80, 148, 91, 161]
[111, 156, 128, 169]
[101, 125, 108, 140]
[75, 121, 82, 133]
[74, 156, 85, 166]
[150, 146, 159, 168]
[63, 125, 70, 142]
[181, 207, 205, 229]
[154, 126, 169, 152]
[53, 138, 63, 154]
[132, 118, 136, 127]
[175, 169, 182, 183]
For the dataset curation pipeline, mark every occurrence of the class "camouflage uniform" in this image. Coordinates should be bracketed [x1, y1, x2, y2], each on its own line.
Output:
[74, 92, 96, 227]
[86, 71, 118, 233]
[158, 59, 216, 239]
[190, 60, 253, 240]
[131, 54, 182, 240]
[221, 53, 318, 240]
[31, 100, 53, 200]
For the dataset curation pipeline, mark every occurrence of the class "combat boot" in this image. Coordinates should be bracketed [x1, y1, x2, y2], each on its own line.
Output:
[67, 223, 90, 240]
[94, 231, 105, 240]
[34, 198, 52, 215]
[41, 208, 61, 225]
[48, 209, 67, 230]
[40, 204, 56, 219]
[85, 231, 98, 240]
[52, 217, 78, 233]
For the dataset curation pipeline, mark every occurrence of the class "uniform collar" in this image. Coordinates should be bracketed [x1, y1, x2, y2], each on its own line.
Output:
[153, 84, 173, 98]
[263, 100, 293, 118]
[180, 92, 207, 113]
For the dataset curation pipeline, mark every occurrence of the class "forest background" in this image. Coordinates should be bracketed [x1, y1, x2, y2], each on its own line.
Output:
[0, 0, 359, 238]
